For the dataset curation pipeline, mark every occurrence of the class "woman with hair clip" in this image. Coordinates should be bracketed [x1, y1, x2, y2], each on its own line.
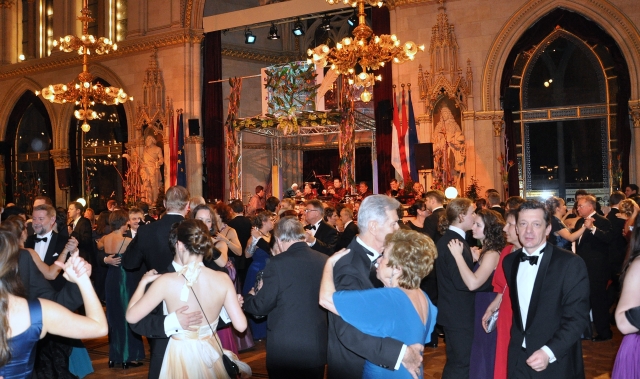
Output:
[126, 219, 250, 378]
[0, 229, 107, 378]
[612, 215, 640, 378]
[447, 208, 505, 379]
[545, 196, 587, 250]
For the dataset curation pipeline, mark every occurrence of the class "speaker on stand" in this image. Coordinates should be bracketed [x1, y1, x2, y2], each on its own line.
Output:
[57, 168, 71, 206]
[415, 143, 434, 191]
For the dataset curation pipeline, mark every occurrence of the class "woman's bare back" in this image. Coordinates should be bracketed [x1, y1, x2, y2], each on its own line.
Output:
[100, 232, 131, 255]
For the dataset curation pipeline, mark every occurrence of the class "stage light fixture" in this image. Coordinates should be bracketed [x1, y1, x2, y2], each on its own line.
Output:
[321, 15, 332, 31]
[292, 19, 304, 36]
[267, 23, 281, 40]
[245, 28, 256, 44]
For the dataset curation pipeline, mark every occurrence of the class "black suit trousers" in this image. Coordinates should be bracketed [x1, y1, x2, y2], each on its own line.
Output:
[442, 325, 473, 379]
[590, 278, 612, 338]
[147, 337, 169, 379]
[267, 366, 325, 379]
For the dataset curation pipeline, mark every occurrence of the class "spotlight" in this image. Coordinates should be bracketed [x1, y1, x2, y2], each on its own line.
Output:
[321, 15, 332, 31]
[244, 28, 256, 44]
[267, 23, 280, 40]
[292, 19, 304, 37]
[348, 12, 358, 27]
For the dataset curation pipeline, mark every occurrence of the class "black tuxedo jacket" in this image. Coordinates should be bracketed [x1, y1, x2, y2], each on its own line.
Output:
[17, 249, 83, 311]
[606, 208, 627, 270]
[25, 231, 69, 291]
[424, 207, 445, 244]
[490, 205, 505, 218]
[71, 216, 94, 263]
[228, 215, 253, 270]
[310, 220, 338, 256]
[327, 238, 403, 378]
[335, 221, 358, 252]
[243, 242, 328, 370]
[435, 229, 491, 327]
[573, 213, 612, 282]
[122, 214, 185, 273]
[504, 244, 590, 379]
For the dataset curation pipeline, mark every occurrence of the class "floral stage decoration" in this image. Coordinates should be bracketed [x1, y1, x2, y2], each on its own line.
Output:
[226, 77, 243, 200]
[233, 110, 342, 134]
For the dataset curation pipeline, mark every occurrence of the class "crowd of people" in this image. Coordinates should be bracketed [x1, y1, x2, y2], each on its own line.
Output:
[0, 179, 639, 378]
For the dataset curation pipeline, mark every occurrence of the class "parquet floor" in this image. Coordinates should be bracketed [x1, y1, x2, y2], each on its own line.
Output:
[83, 327, 622, 378]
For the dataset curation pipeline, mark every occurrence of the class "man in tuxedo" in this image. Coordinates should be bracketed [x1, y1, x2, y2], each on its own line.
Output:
[574, 194, 613, 341]
[328, 195, 423, 379]
[228, 199, 252, 287]
[123, 185, 213, 379]
[304, 199, 338, 256]
[26, 204, 75, 291]
[335, 207, 358, 252]
[487, 191, 505, 218]
[138, 201, 156, 224]
[436, 198, 492, 379]
[68, 201, 93, 263]
[126, 207, 145, 239]
[504, 200, 590, 378]
[243, 216, 328, 378]
[607, 191, 628, 281]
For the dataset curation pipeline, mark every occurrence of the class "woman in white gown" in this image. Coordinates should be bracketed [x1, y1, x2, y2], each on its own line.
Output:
[126, 219, 251, 379]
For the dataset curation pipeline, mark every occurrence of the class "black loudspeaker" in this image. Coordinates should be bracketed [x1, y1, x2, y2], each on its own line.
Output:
[415, 143, 434, 170]
[57, 168, 71, 190]
[188, 119, 200, 136]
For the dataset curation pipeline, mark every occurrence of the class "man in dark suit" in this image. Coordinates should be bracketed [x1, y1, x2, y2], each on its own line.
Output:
[504, 200, 590, 378]
[68, 201, 94, 263]
[228, 199, 253, 287]
[328, 195, 423, 378]
[573, 194, 613, 341]
[436, 198, 492, 379]
[138, 201, 156, 224]
[304, 199, 338, 256]
[123, 186, 210, 379]
[607, 191, 628, 291]
[335, 207, 358, 252]
[487, 191, 505, 218]
[26, 204, 75, 291]
[624, 184, 640, 204]
[243, 216, 328, 378]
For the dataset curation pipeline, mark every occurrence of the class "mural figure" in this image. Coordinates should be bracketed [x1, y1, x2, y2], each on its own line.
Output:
[433, 104, 466, 188]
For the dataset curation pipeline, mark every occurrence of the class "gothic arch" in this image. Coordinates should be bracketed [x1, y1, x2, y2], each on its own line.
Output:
[481, 0, 640, 111]
[0, 78, 58, 142]
[56, 63, 135, 148]
[191, 0, 206, 30]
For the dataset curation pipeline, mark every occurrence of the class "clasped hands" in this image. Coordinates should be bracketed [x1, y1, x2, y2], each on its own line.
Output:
[54, 251, 92, 283]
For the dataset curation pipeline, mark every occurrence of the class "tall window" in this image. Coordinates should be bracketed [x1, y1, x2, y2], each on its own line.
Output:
[116, 0, 127, 41]
[45, 0, 53, 56]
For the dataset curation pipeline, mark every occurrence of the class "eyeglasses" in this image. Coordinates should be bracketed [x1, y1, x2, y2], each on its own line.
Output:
[304, 209, 319, 213]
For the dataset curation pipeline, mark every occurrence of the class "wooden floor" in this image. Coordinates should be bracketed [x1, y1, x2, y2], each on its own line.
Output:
[83, 328, 622, 378]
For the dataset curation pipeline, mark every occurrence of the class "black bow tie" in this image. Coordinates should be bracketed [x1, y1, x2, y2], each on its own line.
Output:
[35, 236, 48, 243]
[304, 224, 316, 231]
[520, 252, 541, 265]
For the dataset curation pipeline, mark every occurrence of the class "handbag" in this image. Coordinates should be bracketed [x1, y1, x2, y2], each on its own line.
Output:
[183, 274, 240, 378]
[485, 286, 506, 334]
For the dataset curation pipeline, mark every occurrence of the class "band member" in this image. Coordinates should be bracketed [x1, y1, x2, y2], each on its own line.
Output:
[328, 178, 347, 203]
[303, 183, 318, 200]
[356, 181, 373, 201]
[386, 179, 405, 198]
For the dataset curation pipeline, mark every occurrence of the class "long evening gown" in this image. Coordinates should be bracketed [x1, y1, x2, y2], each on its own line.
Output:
[333, 287, 437, 379]
[469, 263, 497, 379]
[0, 300, 42, 379]
[242, 247, 270, 340]
[492, 245, 514, 379]
[612, 332, 640, 379]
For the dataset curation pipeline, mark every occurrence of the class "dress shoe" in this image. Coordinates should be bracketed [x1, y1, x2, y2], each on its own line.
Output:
[108, 361, 115, 368]
[424, 342, 438, 348]
[122, 361, 144, 369]
[592, 335, 612, 342]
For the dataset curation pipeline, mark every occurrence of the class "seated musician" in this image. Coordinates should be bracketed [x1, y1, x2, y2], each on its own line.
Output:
[328, 177, 347, 203]
[355, 181, 373, 201]
[386, 178, 405, 197]
[303, 183, 317, 200]
[283, 183, 301, 199]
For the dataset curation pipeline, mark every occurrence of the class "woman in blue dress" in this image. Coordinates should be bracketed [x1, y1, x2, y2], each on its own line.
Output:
[545, 196, 586, 250]
[319, 229, 438, 379]
[0, 228, 108, 379]
[242, 211, 275, 340]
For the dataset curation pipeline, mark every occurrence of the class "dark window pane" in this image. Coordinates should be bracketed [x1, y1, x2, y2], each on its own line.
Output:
[17, 104, 51, 153]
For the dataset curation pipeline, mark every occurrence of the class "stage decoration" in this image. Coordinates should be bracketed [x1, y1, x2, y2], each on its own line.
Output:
[233, 111, 341, 132]
[308, 0, 424, 102]
[498, 132, 515, 197]
[225, 77, 243, 200]
[464, 176, 483, 201]
[339, 76, 356, 189]
[35, 0, 132, 132]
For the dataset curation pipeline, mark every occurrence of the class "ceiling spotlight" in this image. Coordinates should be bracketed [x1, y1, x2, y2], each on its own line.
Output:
[245, 28, 256, 44]
[292, 19, 304, 37]
[348, 12, 358, 27]
[321, 15, 332, 31]
[267, 23, 280, 40]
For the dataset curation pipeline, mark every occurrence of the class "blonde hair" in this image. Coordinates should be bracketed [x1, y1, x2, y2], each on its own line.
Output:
[385, 229, 437, 289]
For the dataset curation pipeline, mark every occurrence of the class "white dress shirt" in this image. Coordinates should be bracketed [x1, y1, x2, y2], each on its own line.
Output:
[34, 230, 54, 261]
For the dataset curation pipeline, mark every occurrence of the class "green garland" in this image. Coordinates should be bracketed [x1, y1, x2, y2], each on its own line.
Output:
[233, 111, 342, 134]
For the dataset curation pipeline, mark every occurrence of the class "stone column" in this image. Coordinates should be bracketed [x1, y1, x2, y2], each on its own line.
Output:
[492, 114, 505, 198]
[185, 136, 203, 198]
[50, 149, 70, 206]
[0, 0, 15, 64]
[628, 100, 640, 185]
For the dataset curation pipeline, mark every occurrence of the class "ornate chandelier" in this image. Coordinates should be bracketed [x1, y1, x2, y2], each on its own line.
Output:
[36, 0, 131, 132]
[308, 0, 424, 102]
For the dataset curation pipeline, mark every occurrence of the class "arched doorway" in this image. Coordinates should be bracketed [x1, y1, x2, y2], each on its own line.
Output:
[500, 8, 631, 202]
[4, 91, 55, 209]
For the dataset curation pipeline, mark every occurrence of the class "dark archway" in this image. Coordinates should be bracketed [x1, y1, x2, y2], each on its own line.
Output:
[500, 8, 631, 198]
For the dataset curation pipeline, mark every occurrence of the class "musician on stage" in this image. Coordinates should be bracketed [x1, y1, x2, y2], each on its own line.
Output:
[386, 178, 405, 198]
[303, 183, 317, 200]
[328, 177, 347, 203]
[283, 183, 301, 199]
[356, 181, 373, 201]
